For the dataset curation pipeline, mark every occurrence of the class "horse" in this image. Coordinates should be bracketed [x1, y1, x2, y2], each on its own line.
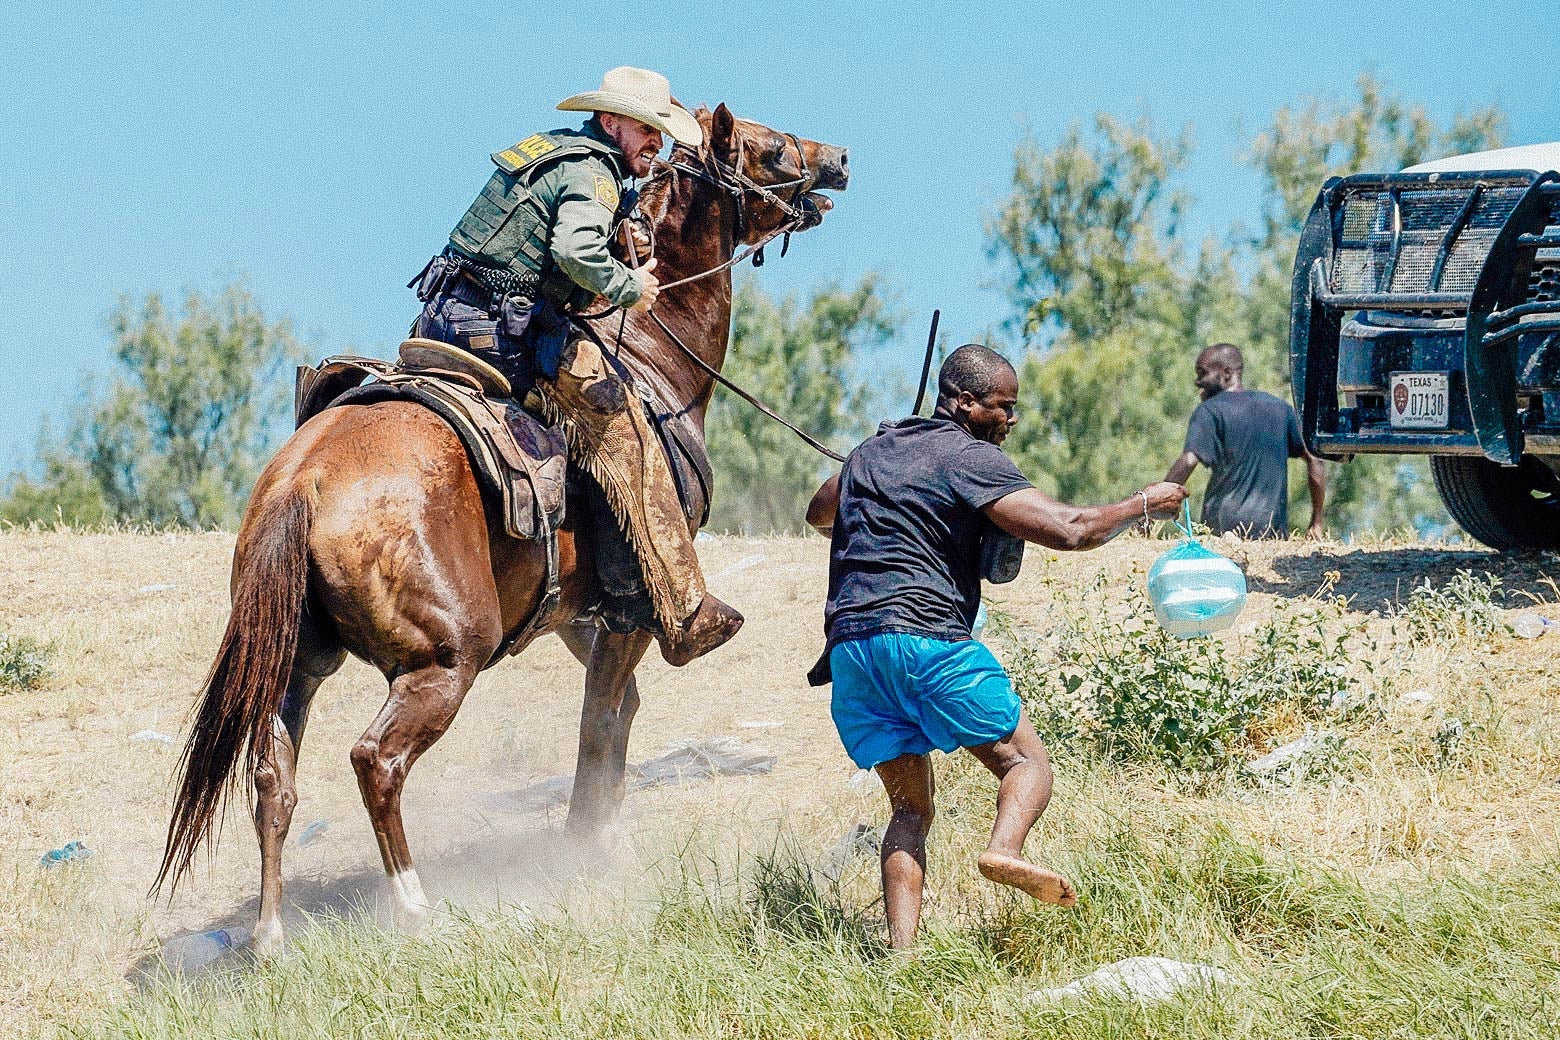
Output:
[154, 103, 850, 954]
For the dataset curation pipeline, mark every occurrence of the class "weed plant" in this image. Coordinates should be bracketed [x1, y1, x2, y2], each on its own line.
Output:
[1010, 575, 1371, 774]
[0, 631, 51, 693]
[1389, 569, 1507, 645]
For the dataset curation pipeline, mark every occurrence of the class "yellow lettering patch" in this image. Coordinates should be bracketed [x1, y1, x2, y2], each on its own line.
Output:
[517, 134, 555, 159]
[593, 174, 620, 210]
[496, 134, 557, 170]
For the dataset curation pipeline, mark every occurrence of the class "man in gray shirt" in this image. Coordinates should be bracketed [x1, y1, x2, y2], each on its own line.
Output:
[1165, 343, 1326, 538]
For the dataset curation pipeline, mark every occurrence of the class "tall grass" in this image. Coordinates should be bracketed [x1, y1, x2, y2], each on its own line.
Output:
[71, 812, 1560, 1040]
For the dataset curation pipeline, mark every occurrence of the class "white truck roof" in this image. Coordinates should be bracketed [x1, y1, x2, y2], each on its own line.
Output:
[1403, 142, 1560, 174]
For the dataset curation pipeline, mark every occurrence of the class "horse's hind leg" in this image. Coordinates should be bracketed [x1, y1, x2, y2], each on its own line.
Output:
[253, 614, 345, 955]
[350, 658, 484, 930]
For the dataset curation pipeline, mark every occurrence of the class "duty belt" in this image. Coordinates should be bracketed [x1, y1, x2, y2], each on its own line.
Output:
[445, 268, 538, 313]
[444, 255, 540, 308]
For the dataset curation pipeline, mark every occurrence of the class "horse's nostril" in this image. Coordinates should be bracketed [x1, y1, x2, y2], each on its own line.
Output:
[838, 150, 849, 168]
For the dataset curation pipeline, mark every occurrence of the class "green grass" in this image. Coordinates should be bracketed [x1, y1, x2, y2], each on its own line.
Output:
[59, 781, 1560, 1040]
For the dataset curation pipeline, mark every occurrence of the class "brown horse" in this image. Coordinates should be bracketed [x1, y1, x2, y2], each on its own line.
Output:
[155, 103, 849, 953]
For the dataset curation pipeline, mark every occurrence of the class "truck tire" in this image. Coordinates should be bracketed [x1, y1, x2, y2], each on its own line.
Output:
[1430, 455, 1560, 549]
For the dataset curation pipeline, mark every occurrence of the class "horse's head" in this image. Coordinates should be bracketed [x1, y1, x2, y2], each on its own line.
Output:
[674, 103, 849, 244]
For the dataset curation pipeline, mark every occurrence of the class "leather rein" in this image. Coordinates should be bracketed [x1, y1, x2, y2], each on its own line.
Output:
[586, 134, 846, 463]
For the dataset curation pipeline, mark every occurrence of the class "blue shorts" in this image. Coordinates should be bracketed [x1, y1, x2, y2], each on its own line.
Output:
[829, 633, 1021, 770]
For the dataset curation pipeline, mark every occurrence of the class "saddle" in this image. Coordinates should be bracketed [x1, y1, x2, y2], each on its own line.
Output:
[295, 343, 569, 662]
[294, 339, 715, 658]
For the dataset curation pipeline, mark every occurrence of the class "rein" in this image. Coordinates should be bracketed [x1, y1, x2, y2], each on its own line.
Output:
[584, 135, 845, 463]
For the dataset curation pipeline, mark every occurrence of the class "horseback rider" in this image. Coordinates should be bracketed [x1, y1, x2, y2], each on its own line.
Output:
[410, 67, 742, 666]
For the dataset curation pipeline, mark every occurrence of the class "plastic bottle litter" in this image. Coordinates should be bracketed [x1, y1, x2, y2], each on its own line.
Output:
[160, 927, 249, 973]
[129, 729, 175, 745]
[39, 840, 93, 868]
[296, 819, 330, 846]
[818, 822, 882, 882]
[847, 768, 883, 794]
[1509, 612, 1553, 639]
[1147, 503, 1247, 638]
[1028, 956, 1233, 1004]
[971, 601, 989, 641]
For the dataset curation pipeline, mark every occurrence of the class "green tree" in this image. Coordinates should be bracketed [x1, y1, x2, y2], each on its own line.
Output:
[705, 276, 899, 534]
[988, 77, 1508, 536]
[1, 284, 303, 528]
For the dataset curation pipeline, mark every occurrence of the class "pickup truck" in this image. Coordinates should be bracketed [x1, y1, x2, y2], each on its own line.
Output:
[1290, 143, 1560, 548]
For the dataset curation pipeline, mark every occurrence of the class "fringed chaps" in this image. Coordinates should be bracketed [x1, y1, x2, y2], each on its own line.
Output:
[536, 337, 704, 632]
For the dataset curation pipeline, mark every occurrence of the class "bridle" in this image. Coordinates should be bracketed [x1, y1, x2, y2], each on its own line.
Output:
[643, 131, 825, 289]
[584, 130, 845, 462]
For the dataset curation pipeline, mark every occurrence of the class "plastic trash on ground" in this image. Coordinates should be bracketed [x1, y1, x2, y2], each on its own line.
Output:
[847, 768, 883, 794]
[295, 820, 330, 846]
[818, 822, 882, 882]
[471, 737, 777, 813]
[160, 927, 250, 973]
[39, 840, 93, 868]
[1147, 503, 1247, 638]
[1028, 956, 1233, 1004]
[630, 736, 776, 788]
[129, 729, 175, 745]
[1508, 612, 1553, 639]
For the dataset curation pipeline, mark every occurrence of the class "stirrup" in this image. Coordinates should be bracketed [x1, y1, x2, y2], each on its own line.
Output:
[398, 338, 512, 397]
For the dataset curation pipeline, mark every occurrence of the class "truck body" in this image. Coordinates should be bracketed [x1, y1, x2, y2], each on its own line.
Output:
[1290, 143, 1560, 547]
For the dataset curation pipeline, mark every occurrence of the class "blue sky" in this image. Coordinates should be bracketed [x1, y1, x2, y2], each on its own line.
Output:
[1, 0, 1551, 470]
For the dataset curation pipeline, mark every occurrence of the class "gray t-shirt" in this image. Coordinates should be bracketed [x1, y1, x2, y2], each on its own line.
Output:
[824, 417, 1033, 646]
[1184, 389, 1306, 538]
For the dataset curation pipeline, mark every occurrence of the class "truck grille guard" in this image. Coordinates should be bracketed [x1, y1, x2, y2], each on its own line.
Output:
[1291, 169, 1560, 464]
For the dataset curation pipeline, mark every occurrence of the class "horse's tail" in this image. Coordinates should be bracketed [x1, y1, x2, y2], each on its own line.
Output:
[153, 481, 315, 895]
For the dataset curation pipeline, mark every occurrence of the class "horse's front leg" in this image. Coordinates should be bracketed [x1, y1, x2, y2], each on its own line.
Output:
[564, 624, 653, 835]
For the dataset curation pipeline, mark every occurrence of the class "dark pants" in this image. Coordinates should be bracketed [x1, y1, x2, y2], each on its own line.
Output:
[411, 293, 648, 616]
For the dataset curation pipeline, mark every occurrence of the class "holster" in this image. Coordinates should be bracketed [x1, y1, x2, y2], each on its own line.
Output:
[523, 297, 573, 380]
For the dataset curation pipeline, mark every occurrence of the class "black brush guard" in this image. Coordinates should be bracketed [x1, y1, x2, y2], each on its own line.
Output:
[1290, 169, 1560, 465]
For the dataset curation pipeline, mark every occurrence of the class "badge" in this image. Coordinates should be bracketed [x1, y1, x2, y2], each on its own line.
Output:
[592, 174, 620, 210]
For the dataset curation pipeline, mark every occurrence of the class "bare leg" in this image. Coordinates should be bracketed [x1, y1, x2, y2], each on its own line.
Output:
[566, 626, 653, 835]
[351, 659, 483, 929]
[965, 717, 1076, 907]
[252, 618, 344, 956]
[874, 752, 935, 950]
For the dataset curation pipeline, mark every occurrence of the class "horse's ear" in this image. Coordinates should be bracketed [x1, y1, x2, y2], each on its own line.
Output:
[711, 103, 736, 158]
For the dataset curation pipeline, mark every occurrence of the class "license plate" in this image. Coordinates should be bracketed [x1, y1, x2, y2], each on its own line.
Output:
[1389, 371, 1450, 429]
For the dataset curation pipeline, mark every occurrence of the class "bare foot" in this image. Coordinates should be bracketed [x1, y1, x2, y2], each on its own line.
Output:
[977, 851, 1078, 907]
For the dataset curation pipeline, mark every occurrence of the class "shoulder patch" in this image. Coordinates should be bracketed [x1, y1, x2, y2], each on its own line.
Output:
[592, 174, 620, 210]
[493, 133, 559, 173]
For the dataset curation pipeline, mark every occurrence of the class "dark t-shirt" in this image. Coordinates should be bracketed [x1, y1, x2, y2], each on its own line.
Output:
[824, 417, 1033, 646]
[1184, 389, 1306, 538]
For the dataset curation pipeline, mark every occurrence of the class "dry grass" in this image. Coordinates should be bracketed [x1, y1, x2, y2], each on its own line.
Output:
[2, 530, 1559, 1037]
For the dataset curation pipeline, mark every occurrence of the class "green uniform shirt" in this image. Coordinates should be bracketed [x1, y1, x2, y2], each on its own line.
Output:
[539, 122, 644, 308]
[449, 120, 644, 310]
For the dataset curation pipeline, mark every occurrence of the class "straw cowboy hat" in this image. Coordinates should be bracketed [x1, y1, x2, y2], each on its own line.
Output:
[558, 66, 704, 148]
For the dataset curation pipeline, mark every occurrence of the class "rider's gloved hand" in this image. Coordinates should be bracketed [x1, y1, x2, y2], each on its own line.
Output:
[631, 258, 660, 313]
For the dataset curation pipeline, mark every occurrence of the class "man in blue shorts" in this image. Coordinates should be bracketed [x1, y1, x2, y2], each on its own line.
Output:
[807, 344, 1187, 948]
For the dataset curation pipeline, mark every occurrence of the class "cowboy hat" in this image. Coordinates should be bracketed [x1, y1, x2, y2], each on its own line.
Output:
[557, 66, 703, 148]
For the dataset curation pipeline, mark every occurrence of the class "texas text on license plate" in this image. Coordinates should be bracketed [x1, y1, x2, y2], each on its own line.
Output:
[1388, 371, 1450, 429]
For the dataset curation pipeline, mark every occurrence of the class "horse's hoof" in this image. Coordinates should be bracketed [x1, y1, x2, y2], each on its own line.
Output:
[394, 902, 434, 934]
[250, 921, 285, 959]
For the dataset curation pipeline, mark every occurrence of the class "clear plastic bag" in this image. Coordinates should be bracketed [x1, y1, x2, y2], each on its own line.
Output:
[1146, 503, 1247, 638]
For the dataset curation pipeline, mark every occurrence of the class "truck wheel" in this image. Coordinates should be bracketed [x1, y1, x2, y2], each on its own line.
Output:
[1430, 455, 1560, 549]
